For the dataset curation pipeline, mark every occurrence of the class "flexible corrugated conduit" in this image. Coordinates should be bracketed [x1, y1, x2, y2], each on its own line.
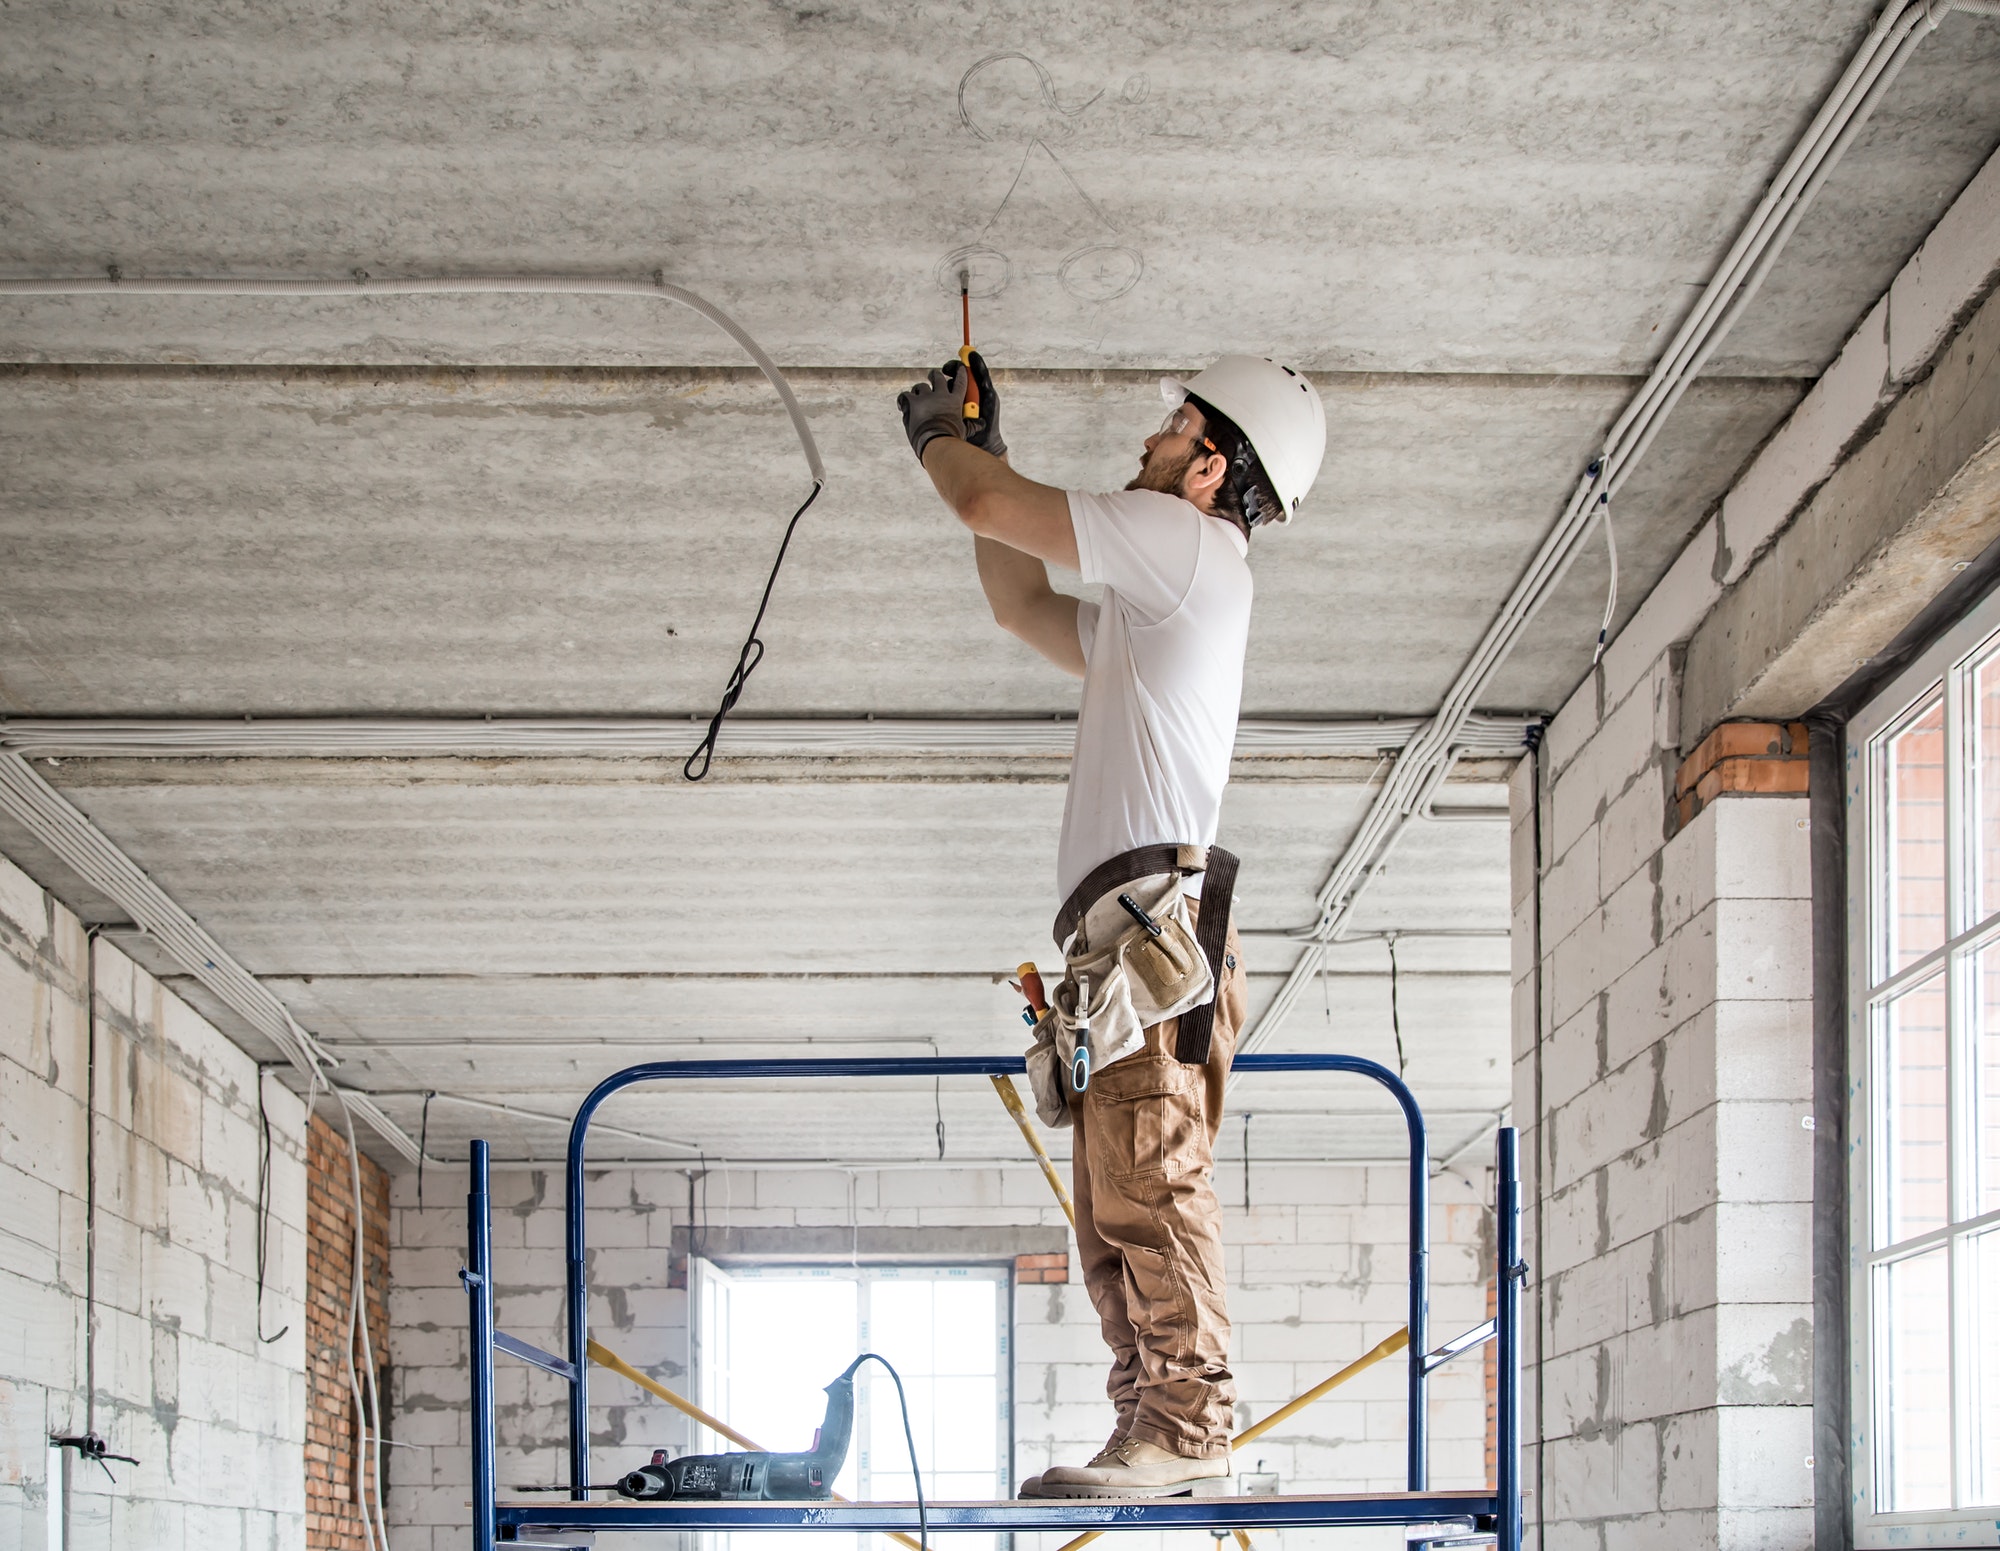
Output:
[1238, 0, 1993, 1059]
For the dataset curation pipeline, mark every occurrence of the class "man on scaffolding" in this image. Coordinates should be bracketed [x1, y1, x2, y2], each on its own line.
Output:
[899, 353, 1326, 1497]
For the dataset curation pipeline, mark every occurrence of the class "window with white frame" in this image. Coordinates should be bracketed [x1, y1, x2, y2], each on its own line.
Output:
[1849, 591, 2000, 1544]
[692, 1261, 1012, 1551]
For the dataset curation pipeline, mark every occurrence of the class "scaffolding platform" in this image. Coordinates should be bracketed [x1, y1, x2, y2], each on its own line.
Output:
[462, 1054, 1524, 1549]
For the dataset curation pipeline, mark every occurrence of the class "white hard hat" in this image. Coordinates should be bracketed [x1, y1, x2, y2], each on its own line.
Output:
[1161, 355, 1326, 524]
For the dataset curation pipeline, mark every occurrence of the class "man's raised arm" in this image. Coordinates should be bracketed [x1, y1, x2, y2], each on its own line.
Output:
[900, 361, 1084, 674]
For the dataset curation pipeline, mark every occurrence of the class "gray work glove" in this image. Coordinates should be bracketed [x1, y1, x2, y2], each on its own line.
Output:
[963, 350, 1006, 460]
[898, 365, 968, 464]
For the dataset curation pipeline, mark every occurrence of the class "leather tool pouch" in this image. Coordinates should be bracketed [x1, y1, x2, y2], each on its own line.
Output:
[1124, 903, 1206, 1011]
[1023, 1013, 1071, 1129]
[1025, 846, 1241, 1126]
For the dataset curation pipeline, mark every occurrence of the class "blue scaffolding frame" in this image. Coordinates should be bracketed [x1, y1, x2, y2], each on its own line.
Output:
[461, 1053, 1524, 1548]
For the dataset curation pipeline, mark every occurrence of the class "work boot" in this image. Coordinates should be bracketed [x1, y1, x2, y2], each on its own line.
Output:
[1018, 1431, 1127, 1497]
[1035, 1438, 1230, 1498]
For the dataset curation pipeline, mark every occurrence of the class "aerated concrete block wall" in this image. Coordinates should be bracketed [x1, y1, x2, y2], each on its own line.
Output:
[385, 1157, 1494, 1551]
[0, 850, 311, 1550]
[1512, 716, 1813, 1550]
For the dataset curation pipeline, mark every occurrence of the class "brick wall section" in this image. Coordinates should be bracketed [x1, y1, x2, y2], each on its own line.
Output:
[1674, 722, 1810, 829]
[305, 1113, 390, 1551]
[387, 1160, 1494, 1546]
[0, 850, 309, 1549]
[1013, 1251, 1068, 1284]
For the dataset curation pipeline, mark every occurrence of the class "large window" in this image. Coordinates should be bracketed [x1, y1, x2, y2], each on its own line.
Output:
[693, 1261, 1011, 1551]
[1850, 594, 2000, 1544]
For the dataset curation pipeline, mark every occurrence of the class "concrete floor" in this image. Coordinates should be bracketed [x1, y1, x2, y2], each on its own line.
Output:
[3, 0, 1996, 1166]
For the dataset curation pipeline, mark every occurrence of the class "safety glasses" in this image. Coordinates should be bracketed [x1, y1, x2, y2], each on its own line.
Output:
[1157, 407, 1218, 453]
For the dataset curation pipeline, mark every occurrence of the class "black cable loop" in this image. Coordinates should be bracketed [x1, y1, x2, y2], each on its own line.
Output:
[852, 1353, 927, 1551]
[685, 481, 824, 780]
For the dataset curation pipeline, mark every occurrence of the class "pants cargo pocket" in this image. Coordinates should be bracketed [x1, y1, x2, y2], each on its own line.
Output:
[1122, 1243, 1194, 1365]
[1086, 1057, 1203, 1179]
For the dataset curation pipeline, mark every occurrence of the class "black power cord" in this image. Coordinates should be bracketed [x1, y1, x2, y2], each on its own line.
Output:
[685, 480, 824, 780]
[853, 1353, 927, 1551]
[1387, 935, 1409, 1078]
[255, 1069, 289, 1345]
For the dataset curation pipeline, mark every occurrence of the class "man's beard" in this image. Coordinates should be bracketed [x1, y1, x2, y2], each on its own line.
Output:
[1125, 442, 1199, 496]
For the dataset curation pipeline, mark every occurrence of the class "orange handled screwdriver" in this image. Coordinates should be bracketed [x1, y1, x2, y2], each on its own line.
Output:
[959, 275, 979, 421]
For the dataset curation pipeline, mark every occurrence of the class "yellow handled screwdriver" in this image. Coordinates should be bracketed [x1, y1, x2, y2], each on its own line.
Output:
[959, 273, 980, 421]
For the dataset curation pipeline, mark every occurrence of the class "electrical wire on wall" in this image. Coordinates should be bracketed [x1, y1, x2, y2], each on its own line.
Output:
[255, 1069, 291, 1346]
[416, 1091, 436, 1212]
[330, 1085, 392, 1551]
[1386, 935, 1409, 1078]
[0, 271, 826, 782]
[1590, 490, 1617, 668]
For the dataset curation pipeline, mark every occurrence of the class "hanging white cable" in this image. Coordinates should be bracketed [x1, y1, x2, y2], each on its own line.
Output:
[1591, 495, 1618, 668]
[331, 1087, 392, 1551]
[1239, 0, 1978, 1057]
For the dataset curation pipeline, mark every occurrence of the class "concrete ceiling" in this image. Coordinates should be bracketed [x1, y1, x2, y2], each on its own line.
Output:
[3, 0, 1996, 1170]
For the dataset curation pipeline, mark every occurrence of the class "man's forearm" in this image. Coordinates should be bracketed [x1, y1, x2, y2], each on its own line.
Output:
[973, 534, 1084, 676]
[922, 438, 1079, 570]
[974, 533, 1049, 620]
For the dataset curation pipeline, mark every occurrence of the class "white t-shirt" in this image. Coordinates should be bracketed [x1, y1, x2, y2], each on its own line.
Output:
[1056, 488, 1253, 904]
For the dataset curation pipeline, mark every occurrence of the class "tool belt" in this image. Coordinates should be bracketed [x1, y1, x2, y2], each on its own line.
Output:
[1024, 843, 1241, 1128]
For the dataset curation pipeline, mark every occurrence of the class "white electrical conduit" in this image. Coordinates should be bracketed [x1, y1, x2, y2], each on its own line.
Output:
[331, 1086, 392, 1551]
[0, 712, 1536, 760]
[0, 273, 823, 488]
[1239, 0, 1991, 1059]
[0, 752, 335, 1083]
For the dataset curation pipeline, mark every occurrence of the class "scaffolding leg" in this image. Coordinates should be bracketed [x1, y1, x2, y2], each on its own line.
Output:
[466, 1139, 497, 1551]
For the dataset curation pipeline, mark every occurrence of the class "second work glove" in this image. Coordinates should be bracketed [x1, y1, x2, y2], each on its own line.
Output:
[963, 350, 1006, 460]
[898, 365, 968, 464]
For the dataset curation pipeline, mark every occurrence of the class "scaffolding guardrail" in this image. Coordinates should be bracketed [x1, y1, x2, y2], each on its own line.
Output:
[460, 1052, 1523, 1549]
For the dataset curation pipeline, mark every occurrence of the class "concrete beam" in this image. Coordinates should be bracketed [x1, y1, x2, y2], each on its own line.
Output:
[1683, 270, 2000, 739]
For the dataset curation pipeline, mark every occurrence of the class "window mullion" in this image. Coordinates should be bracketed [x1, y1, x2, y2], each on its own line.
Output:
[1947, 660, 1967, 1510]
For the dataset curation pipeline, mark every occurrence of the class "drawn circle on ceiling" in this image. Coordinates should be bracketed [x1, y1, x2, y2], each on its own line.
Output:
[1059, 245, 1144, 304]
[936, 246, 1011, 300]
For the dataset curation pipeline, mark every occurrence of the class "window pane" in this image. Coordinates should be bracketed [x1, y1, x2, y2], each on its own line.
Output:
[1977, 941, 2000, 1217]
[1976, 643, 2000, 922]
[1884, 694, 1949, 974]
[1974, 1228, 2000, 1506]
[1880, 972, 1951, 1246]
[1877, 1247, 1953, 1511]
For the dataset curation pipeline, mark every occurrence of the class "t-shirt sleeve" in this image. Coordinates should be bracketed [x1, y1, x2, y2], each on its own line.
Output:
[1067, 489, 1203, 626]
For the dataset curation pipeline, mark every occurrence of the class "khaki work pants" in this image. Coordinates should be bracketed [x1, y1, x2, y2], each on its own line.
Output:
[1070, 902, 1246, 1459]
